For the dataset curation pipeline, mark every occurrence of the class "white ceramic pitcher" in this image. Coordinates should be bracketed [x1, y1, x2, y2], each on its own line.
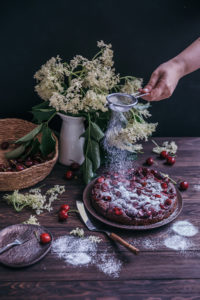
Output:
[58, 113, 85, 166]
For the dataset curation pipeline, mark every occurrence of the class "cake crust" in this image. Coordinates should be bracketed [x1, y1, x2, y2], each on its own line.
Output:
[91, 167, 178, 226]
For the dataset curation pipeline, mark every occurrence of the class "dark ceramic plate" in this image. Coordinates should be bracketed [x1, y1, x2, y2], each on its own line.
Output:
[0, 224, 52, 268]
[83, 179, 183, 230]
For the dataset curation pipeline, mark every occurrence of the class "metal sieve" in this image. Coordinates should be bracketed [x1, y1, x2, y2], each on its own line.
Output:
[106, 91, 149, 112]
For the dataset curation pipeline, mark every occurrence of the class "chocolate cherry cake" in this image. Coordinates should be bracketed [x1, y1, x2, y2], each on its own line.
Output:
[91, 167, 178, 225]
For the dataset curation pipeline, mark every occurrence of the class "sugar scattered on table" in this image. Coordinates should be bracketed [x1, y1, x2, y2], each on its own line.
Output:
[52, 235, 122, 277]
[172, 220, 198, 237]
[193, 184, 200, 191]
[164, 235, 192, 251]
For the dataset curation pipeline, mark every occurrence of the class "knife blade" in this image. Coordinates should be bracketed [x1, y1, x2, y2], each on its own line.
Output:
[76, 201, 97, 231]
[76, 201, 139, 255]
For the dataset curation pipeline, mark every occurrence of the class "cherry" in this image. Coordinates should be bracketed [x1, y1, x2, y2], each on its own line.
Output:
[40, 233, 51, 244]
[155, 194, 161, 198]
[6, 167, 13, 172]
[179, 181, 189, 191]
[65, 170, 73, 180]
[103, 195, 111, 201]
[101, 183, 108, 192]
[166, 156, 175, 165]
[59, 209, 69, 220]
[97, 177, 104, 183]
[70, 162, 80, 171]
[161, 182, 168, 189]
[114, 207, 123, 216]
[25, 160, 33, 167]
[16, 164, 25, 171]
[142, 182, 147, 187]
[160, 150, 168, 159]
[115, 191, 121, 197]
[1, 141, 9, 150]
[60, 204, 70, 211]
[165, 198, 172, 206]
[146, 157, 154, 166]
[160, 203, 165, 209]
[0, 164, 6, 171]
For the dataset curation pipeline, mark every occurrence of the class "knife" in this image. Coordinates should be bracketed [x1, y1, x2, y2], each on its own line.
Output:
[76, 201, 139, 255]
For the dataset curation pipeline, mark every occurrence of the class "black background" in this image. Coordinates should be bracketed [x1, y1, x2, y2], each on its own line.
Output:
[1, 0, 200, 136]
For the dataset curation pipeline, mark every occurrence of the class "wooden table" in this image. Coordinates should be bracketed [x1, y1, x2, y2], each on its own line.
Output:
[0, 137, 200, 300]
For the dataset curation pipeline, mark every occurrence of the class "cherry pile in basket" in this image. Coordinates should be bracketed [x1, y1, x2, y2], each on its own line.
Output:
[0, 141, 52, 172]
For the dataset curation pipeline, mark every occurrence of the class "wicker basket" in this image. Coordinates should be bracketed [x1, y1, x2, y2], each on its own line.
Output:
[0, 118, 58, 191]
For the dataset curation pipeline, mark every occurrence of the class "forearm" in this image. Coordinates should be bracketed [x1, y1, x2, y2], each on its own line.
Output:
[171, 38, 200, 77]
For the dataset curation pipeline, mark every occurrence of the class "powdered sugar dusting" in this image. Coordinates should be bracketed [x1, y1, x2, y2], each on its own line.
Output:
[193, 184, 200, 191]
[172, 220, 198, 237]
[52, 235, 122, 277]
[164, 235, 192, 251]
[96, 252, 122, 278]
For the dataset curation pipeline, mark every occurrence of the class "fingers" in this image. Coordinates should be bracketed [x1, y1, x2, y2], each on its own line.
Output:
[139, 71, 160, 101]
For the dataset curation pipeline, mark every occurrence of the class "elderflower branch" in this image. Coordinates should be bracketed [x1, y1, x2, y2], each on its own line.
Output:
[160, 172, 177, 185]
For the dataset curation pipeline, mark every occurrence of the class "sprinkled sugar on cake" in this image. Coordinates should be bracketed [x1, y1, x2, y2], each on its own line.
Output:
[91, 167, 177, 225]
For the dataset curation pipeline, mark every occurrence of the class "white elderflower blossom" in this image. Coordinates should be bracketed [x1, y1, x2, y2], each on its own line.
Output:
[121, 78, 143, 94]
[3, 185, 65, 215]
[152, 140, 178, 155]
[70, 227, 85, 238]
[34, 56, 66, 100]
[82, 90, 108, 112]
[106, 117, 157, 153]
[23, 215, 40, 226]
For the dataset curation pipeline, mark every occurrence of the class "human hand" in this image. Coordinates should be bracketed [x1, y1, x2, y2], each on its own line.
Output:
[140, 59, 184, 101]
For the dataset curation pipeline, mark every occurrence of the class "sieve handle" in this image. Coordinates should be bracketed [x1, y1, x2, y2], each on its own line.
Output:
[132, 92, 149, 98]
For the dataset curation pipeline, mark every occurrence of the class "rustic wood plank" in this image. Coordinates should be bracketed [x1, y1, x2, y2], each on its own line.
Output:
[0, 251, 200, 281]
[0, 279, 200, 300]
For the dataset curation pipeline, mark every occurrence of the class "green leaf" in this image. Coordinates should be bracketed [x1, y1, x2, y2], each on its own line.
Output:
[82, 157, 93, 184]
[80, 128, 88, 140]
[40, 126, 56, 157]
[88, 140, 100, 171]
[90, 122, 104, 142]
[32, 108, 56, 123]
[15, 124, 43, 144]
[5, 144, 26, 159]
[32, 101, 50, 111]
[23, 138, 40, 159]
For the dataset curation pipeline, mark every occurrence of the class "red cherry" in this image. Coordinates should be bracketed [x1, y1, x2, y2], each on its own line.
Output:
[40, 233, 51, 244]
[146, 157, 154, 166]
[97, 177, 104, 183]
[1, 141, 9, 150]
[16, 164, 25, 171]
[103, 195, 111, 201]
[70, 162, 80, 170]
[25, 160, 33, 167]
[59, 209, 69, 220]
[0, 164, 6, 171]
[165, 198, 172, 206]
[65, 170, 73, 180]
[101, 183, 108, 192]
[60, 204, 70, 211]
[161, 182, 168, 189]
[160, 150, 168, 159]
[155, 194, 161, 198]
[115, 191, 121, 197]
[179, 181, 189, 191]
[166, 156, 175, 165]
[160, 203, 165, 209]
[114, 207, 123, 216]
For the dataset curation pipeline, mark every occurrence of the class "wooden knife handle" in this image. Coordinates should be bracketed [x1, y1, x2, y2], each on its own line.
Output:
[109, 232, 139, 255]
